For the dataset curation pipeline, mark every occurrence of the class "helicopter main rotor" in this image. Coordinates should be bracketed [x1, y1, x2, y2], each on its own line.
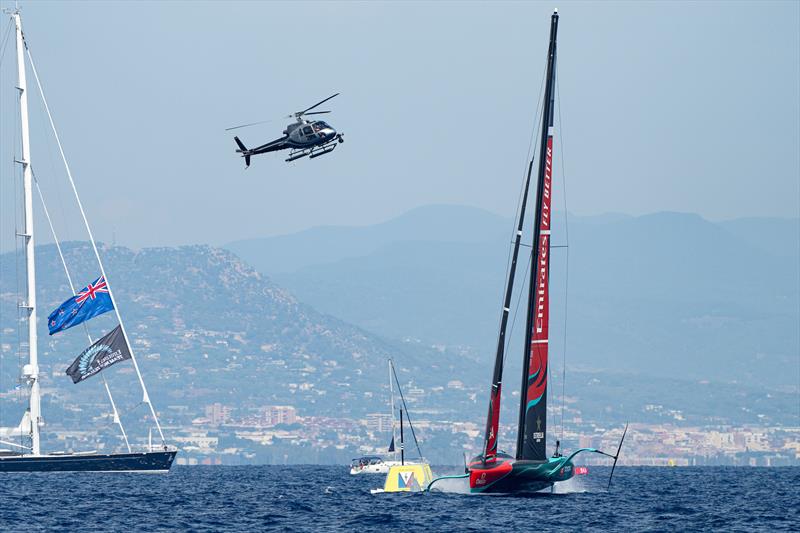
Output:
[225, 93, 340, 131]
[290, 92, 339, 122]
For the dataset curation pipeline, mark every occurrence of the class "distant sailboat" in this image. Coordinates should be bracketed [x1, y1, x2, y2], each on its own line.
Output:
[350, 360, 403, 475]
[428, 9, 625, 494]
[370, 360, 433, 493]
[0, 9, 176, 472]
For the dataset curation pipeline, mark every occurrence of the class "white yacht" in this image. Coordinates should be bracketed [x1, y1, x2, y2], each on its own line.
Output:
[349, 360, 403, 475]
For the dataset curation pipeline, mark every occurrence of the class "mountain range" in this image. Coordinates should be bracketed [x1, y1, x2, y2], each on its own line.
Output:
[0, 205, 796, 439]
[0, 243, 466, 428]
[227, 205, 800, 391]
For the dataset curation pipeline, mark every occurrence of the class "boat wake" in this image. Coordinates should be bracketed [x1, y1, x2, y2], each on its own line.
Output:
[551, 476, 588, 494]
[427, 476, 471, 494]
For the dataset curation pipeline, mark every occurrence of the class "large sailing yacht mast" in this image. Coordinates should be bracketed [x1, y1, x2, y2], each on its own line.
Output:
[516, 7, 559, 462]
[13, 10, 41, 457]
[426, 9, 627, 494]
[0, 9, 176, 472]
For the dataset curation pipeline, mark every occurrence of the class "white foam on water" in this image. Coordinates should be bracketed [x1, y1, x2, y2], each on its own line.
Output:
[427, 476, 471, 494]
[552, 476, 589, 494]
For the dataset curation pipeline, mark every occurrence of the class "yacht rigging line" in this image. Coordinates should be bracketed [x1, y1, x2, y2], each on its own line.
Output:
[555, 74, 570, 443]
[389, 359, 423, 460]
[501, 249, 532, 371]
[496, 54, 572, 451]
[31, 167, 131, 452]
[483, 63, 548, 457]
[494, 61, 548, 331]
[11, 74, 24, 446]
[0, 18, 12, 66]
[24, 41, 166, 445]
[0, 23, 10, 426]
[498, 63, 547, 363]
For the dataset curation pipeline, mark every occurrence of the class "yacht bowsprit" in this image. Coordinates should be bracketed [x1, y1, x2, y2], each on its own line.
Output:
[0, 9, 176, 473]
[427, 9, 625, 495]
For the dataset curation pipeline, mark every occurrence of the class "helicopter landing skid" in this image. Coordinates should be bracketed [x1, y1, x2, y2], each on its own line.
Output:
[286, 140, 339, 163]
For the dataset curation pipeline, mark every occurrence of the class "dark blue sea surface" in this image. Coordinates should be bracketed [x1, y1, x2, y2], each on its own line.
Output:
[0, 466, 797, 531]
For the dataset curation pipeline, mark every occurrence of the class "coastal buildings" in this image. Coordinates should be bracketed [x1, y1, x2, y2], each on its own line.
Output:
[34, 395, 800, 467]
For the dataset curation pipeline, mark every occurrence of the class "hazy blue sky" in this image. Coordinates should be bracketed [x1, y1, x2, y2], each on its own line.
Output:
[0, 0, 797, 248]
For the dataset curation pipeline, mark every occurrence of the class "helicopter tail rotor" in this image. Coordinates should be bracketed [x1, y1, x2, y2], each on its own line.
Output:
[234, 136, 251, 168]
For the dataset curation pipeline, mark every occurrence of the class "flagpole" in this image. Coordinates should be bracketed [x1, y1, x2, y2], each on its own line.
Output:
[24, 42, 167, 446]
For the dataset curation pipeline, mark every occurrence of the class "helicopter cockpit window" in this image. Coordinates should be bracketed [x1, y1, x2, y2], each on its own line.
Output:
[302, 126, 313, 135]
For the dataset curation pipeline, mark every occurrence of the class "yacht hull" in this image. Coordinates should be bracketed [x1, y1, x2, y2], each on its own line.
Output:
[468, 454, 574, 494]
[0, 450, 177, 473]
[350, 460, 402, 475]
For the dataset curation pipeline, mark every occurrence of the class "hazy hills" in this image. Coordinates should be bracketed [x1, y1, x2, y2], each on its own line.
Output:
[0, 225, 793, 436]
[227, 204, 511, 274]
[0, 243, 467, 423]
[227, 205, 799, 391]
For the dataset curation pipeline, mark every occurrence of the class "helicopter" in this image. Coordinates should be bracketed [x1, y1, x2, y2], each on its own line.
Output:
[227, 93, 344, 167]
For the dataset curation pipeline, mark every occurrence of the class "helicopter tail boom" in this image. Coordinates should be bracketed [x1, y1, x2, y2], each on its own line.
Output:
[234, 136, 251, 168]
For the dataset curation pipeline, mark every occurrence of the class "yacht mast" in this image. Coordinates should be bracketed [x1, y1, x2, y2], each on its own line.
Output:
[14, 11, 41, 456]
[516, 8, 559, 461]
[389, 359, 397, 461]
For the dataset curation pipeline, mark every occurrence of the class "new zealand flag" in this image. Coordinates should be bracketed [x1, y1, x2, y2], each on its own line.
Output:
[48, 276, 114, 335]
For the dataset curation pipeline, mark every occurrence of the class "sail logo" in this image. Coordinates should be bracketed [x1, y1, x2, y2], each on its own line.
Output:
[535, 234, 549, 334]
[78, 344, 116, 377]
[398, 471, 420, 490]
[541, 146, 552, 229]
[534, 139, 553, 335]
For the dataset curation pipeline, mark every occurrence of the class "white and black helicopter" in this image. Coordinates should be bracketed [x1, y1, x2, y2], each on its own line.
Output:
[227, 93, 344, 167]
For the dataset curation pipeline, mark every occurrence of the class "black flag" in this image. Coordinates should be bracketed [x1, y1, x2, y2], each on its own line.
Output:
[388, 436, 395, 453]
[66, 325, 131, 384]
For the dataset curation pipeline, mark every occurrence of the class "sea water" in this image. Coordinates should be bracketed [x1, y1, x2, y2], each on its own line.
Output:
[0, 466, 797, 531]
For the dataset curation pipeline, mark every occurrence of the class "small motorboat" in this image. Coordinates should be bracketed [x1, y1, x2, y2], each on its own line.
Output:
[349, 456, 401, 475]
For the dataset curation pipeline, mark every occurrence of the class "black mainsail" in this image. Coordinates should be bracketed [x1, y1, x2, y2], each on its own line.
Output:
[516, 9, 558, 462]
[480, 161, 535, 463]
[426, 10, 629, 495]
